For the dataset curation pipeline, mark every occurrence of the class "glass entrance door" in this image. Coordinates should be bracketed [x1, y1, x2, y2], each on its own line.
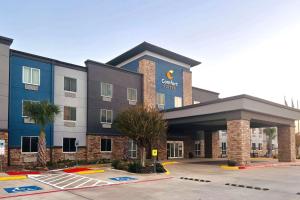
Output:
[167, 141, 184, 158]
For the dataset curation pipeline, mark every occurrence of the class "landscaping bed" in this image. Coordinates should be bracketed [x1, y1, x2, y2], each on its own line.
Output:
[112, 160, 166, 173]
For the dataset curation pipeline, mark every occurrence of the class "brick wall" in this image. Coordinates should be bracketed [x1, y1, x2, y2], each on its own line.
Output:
[227, 120, 251, 165]
[183, 71, 192, 106]
[52, 147, 86, 163]
[212, 131, 220, 158]
[0, 131, 8, 168]
[278, 126, 296, 162]
[9, 148, 51, 166]
[86, 135, 128, 161]
[138, 59, 156, 107]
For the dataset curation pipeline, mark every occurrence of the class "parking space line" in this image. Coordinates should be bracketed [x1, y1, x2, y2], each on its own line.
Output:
[47, 174, 74, 184]
[61, 177, 87, 188]
[74, 179, 93, 188]
[53, 175, 80, 186]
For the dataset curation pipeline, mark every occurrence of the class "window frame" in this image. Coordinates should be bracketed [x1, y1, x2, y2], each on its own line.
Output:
[101, 82, 113, 98]
[174, 96, 182, 108]
[63, 106, 77, 122]
[22, 66, 40, 86]
[127, 88, 137, 102]
[100, 138, 112, 152]
[156, 93, 165, 108]
[128, 139, 137, 158]
[22, 100, 40, 118]
[100, 109, 113, 124]
[64, 77, 77, 93]
[21, 136, 38, 154]
[62, 137, 77, 153]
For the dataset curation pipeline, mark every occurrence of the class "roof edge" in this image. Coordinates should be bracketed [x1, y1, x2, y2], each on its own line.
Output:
[85, 59, 142, 76]
[106, 41, 201, 67]
[192, 86, 219, 95]
[164, 94, 300, 113]
[0, 36, 13, 46]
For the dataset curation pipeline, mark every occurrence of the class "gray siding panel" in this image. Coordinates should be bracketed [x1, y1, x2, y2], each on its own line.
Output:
[86, 61, 142, 135]
[0, 43, 10, 130]
[192, 87, 219, 103]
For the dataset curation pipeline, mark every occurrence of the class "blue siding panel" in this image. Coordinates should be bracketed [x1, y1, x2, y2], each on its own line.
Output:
[9, 55, 53, 148]
[121, 55, 189, 110]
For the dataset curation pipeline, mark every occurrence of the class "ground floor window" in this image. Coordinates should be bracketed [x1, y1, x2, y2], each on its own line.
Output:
[252, 143, 256, 150]
[167, 141, 183, 158]
[221, 142, 227, 155]
[101, 138, 112, 152]
[128, 139, 137, 158]
[194, 140, 201, 157]
[63, 138, 76, 153]
[21, 136, 38, 153]
[258, 143, 262, 150]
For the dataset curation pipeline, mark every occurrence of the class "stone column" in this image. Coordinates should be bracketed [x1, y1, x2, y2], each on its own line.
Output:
[212, 131, 220, 159]
[227, 120, 251, 166]
[183, 71, 192, 106]
[138, 59, 156, 108]
[277, 125, 296, 162]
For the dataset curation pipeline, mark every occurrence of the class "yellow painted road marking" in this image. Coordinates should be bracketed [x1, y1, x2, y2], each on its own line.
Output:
[162, 161, 179, 175]
[0, 175, 27, 181]
[220, 165, 239, 170]
[76, 169, 105, 175]
[162, 161, 178, 166]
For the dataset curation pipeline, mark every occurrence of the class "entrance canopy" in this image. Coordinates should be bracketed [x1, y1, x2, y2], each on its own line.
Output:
[164, 95, 300, 131]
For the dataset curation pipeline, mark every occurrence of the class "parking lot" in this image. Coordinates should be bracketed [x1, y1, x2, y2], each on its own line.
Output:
[0, 159, 300, 200]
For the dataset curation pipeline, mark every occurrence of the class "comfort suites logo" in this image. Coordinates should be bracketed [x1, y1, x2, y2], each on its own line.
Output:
[161, 69, 179, 90]
[166, 70, 174, 80]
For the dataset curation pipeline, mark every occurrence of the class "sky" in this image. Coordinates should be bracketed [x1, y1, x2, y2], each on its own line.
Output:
[1, 0, 300, 105]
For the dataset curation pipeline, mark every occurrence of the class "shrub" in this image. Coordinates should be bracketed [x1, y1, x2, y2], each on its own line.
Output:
[155, 163, 166, 173]
[128, 162, 143, 173]
[227, 160, 237, 166]
[112, 160, 121, 169]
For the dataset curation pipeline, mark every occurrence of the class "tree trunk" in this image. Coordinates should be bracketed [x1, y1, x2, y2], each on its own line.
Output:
[267, 139, 272, 158]
[38, 130, 47, 168]
[140, 147, 146, 167]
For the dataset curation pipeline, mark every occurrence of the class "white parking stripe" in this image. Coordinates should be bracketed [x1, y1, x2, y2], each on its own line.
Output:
[62, 177, 87, 188]
[29, 173, 113, 190]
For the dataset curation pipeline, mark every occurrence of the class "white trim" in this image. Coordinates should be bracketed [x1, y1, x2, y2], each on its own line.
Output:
[115, 50, 191, 69]
[63, 106, 77, 122]
[100, 109, 113, 124]
[127, 88, 137, 102]
[100, 82, 113, 98]
[62, 137, 77, 153]
[100, 138, 112, 152]
[22, 100, 40, 118]
[22, 66, 40, 86]
[167, 141, 184, 159]
[21, 136, 38, 154]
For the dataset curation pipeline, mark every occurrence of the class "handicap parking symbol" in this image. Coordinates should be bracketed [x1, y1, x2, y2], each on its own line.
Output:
[109, 176, 137, 182]
[4, 186, 43, 193]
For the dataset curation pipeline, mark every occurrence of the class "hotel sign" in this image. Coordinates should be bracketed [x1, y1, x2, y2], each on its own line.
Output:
[161, 70, 179, 90]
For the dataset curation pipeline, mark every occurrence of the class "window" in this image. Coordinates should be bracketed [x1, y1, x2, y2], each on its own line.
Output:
[101, 138, 112, 152]
[193, 100, 200, 104]
[128, 139, 137, 158]
[21, 136, 38, 153]
[100, 109, 113, 124]
[127, 88, 137, 102]
[252, 143, 256, 150]
[64, 106, 76, 121]
[174, 96, 182, 108]
[194, 141, 201, 157]
[22, 100, 39, 117]
[64, 77, 77, 92]
[221, 142, 227, 155]
[258, 143, 262, 150]
[101, 82, 113, 98]
[63, 138, 76, 152]
[22, 66, 40, 85]
[156, 93, 165, 109]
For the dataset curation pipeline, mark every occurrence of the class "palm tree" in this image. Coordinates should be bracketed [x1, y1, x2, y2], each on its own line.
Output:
[263, 128, 277, 158]
[24, 101, 60, 167]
